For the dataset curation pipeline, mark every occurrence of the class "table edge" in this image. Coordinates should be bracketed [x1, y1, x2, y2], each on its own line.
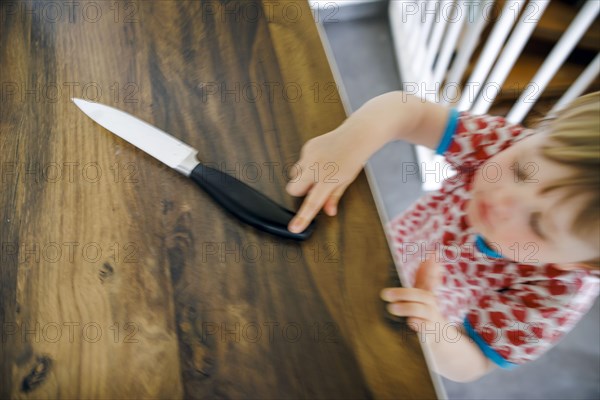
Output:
[313, 18, 448, 400]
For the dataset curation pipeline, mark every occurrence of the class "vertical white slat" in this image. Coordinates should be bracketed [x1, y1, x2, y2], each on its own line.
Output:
[409, 0, 428, 48]
[390, 1, 429, 85]
[551, 53, 600, 113]
[389, 1, 412, 82]
[401, 0, 419, 33]
[423, 0, 453, 77]
[414, 2, 460, 192]
[441, 0, 495, 105]
[411, 1, 438, 83]
[432, 1, 469, 86]
[507, 1, 600, 123]
[471, 0, 549, 115]
[414, 3, 460, 191]
[458, 0, 526, 111]
[422, 0, 438, 45]
[405, 2, 428, 75]
[415, 1, 480, 191]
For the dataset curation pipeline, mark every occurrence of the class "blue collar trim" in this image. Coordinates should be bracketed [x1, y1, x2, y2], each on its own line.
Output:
[475, 235, 504, 259]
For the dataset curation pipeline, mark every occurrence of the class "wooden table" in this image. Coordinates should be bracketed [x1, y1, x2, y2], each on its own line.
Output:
[0, 1, 438, 398]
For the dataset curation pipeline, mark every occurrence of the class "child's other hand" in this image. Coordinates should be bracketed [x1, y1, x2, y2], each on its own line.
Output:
[380, 258, 445, 332]
[286, 127, 368, 233]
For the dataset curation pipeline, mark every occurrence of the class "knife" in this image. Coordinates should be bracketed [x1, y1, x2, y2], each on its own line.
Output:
[72, 98, 315, 240]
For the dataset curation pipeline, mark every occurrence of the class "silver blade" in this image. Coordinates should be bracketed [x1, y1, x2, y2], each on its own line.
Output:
[72, 98, 199, 176]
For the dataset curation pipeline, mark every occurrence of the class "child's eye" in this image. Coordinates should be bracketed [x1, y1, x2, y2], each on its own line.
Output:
[516, 166, 529, 182]
[512, 159, 528, 182]
[530, 212, 546, 240]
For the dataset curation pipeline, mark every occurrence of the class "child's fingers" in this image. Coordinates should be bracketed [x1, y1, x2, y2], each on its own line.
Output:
[288, 184, 333, 233]
[286, 162, 302, 181]
[386, 302, 432, 321]
[286, 168, 314, 197]
[380, 287, 436, 306]
[323, 184, 348, 216]
[414, 257, 442, 292]
[406, 317, 427, 332]
[323, 199, 336, 216]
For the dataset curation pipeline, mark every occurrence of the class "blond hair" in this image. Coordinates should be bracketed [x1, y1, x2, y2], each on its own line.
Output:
[536, 91, 600, 269]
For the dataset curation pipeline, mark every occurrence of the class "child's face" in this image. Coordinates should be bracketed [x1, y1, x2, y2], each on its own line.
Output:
[465, 131, 599, 267]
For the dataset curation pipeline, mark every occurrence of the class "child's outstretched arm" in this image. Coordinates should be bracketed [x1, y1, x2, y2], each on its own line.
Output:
[286, 91, 451, 233]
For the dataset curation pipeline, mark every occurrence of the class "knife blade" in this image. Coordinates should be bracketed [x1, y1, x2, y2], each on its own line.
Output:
[72, 98, 315, 240]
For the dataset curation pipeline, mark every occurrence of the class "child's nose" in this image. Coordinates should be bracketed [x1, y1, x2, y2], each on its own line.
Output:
[495, 193, 517, 221]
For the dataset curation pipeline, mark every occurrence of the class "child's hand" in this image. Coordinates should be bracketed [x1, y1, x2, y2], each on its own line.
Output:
[380, 258, 445, 332]
[286, 126, 369, 233]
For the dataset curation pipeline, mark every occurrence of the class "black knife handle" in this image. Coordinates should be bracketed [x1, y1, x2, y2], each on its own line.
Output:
[189, 163, 315, 240]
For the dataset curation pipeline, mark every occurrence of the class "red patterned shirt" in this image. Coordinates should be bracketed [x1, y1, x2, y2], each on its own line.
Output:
[385, 109, 599, 367]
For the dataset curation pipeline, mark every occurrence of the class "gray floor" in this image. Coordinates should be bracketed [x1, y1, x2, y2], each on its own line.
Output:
[321, 11, 600, 400]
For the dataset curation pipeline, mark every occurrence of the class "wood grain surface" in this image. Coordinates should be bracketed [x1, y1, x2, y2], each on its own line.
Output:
[0, 1, 437, 398]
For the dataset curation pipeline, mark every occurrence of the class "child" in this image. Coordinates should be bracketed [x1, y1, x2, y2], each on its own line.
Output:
[285, 91, 600, 382]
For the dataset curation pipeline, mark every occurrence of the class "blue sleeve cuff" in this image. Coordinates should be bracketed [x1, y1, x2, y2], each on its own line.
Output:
[475, 235, 505, 259]
[435, 108, 459, 155]
[463, 317, 517, 369]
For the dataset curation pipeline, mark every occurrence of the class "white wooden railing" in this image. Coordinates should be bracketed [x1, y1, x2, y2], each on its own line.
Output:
[389, 0, 600, 191]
